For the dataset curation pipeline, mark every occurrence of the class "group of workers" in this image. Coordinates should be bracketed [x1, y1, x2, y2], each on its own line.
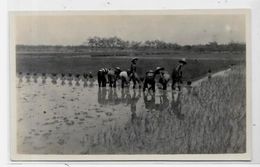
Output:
[17, 57, 187, 92]
[97, 57, 187, 92]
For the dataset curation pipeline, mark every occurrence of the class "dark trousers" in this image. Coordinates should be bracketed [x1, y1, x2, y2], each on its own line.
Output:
[121, 76, 127, 88]
[108, 74, 117, 88]
[97, 71, 107, 87]
[159, 78, 168, 90]
[130, 72, 141, 88]
[172, 79, 182, 90]
[143, 77, 155, 92]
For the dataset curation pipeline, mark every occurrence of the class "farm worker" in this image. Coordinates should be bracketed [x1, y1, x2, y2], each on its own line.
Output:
[17, 72, 23, 83]
[25, 72, 31, 82]
[143, 67, 164, 92]
[143, 70, 156, 93]
[171, 58, 187, 91]
[41, 73, 47, 84]
[97, 87, 108, 105]
[97, 68, 109, 87]
[68, 73, 73, 86]
[88, 72, 93, 79]
[88, 72, 94, 87]
[51, 73, 57, 85]
[107, 67, 121, 88]
[207, 69, 212, 80]
[157, 67, 171, 90]
[32, 73, 38, 83]
[61, 73, 66, 85]
[119, 70, 130, 88]
[75, 73, 81, 86]
[82, 73, 88, 81]
[186, 81, 192, 94]
[129, 57, 141, 89]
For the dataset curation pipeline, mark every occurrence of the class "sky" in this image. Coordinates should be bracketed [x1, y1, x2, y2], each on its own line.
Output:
[15, 14, 246, 46]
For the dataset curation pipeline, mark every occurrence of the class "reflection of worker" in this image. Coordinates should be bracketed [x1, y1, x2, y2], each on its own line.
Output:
[129, 58, 141, 89]
[156, 91, 170, 111]
[143, 92, 156, 111]
[97, 87, 107, 105]
[171, 91, 184, 120]
[172, 58, 187, 91]
[107, 88, 119, 105]
[130, 89, 141, 122]
[120, 88, 130, 105]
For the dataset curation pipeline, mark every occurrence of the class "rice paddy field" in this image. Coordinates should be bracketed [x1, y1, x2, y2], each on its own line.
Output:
[16, 54, 244, 81]
[15, 54, 246, 154]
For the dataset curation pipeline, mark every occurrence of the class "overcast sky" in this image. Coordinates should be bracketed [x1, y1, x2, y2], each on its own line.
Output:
[15, 14, 246, 45]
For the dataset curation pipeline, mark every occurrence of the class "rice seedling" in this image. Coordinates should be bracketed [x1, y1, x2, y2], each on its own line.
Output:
[84, 65, 246, 154]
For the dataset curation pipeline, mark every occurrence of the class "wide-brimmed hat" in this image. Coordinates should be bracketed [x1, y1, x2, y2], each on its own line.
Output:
[156, 67, 165, 71]
[131, 57, 138, 62]
[179, 58, 187, 64]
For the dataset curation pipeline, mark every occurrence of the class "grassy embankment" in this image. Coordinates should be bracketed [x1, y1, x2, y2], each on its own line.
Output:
[82, 65, 246, 154]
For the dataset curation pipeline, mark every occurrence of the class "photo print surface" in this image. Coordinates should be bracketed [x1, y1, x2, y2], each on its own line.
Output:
[10, 10, 251, 160]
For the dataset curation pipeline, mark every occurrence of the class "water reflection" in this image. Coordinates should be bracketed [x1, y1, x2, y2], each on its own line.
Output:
[97, 87, 185, 122]
[143, 92, 156, 111]
[98, 87, 108, 105]
[121, 88, 130, 105]
[108, 88, 119, 105]
[155, 91, 170, 111]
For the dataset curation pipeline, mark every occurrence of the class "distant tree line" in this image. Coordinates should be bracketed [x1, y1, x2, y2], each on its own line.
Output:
[83, 37, 245, 52]
[17, 36, 246, 53]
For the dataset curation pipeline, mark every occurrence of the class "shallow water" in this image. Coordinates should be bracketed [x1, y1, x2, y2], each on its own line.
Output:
[16, 76, 179, 154]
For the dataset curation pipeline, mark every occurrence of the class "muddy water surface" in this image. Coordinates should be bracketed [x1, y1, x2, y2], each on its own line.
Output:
[16, 76, 176, 154]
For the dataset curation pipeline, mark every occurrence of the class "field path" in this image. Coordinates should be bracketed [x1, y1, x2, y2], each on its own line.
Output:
[191, 68, 232, 87]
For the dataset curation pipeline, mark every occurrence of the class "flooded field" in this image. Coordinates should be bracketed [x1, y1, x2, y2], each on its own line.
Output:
[16, 76, 174, 154]
[16, 66, 246, 154]
[16, 56, 243, 81]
